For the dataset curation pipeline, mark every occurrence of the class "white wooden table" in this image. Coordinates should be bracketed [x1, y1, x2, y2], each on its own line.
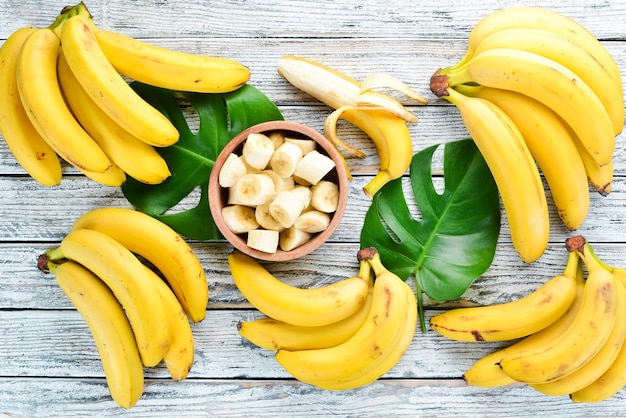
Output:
[1, 0, 626, 416]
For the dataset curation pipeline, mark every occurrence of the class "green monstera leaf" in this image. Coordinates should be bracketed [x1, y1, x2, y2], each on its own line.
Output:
[360, 139, 501, 329]
[121, 83, 283, 240]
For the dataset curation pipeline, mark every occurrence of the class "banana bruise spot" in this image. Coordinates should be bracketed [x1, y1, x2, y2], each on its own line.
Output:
[471, 330, 485, 341]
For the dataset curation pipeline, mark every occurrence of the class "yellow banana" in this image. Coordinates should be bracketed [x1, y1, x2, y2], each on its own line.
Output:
[238, 260, 374, 350]
[229, 251, 370, 327]
[94, 28, 249, 93]
[442, 87, 549, 263]
[48, 260, 144, 409]
[498, 238, 619, 384]
[277, 55, 426, 197]
[430, 250, 579, 342]
[78, 163, 127, 187]
[530, 276, 626, 396]
[463, 254, 585, 388]
[454, 84, 589, 231]
[45, 228, 171, 367]
[472, 28, 623, 135]
[303, 251, 418, 390]
[149, 267, 195, 381]
[434, 48, 615, 166]
[274, 248, 414, 387]
[58, 11, 179, 147]
[57, 50, 171, 185]
[0, 27, 62, 186]
[571, 267, 626, 402]
[69, 207, 208, 322]
[452, 7, 623, 99]
[15, 26, 111, 173]
[568, 124, 613, 196]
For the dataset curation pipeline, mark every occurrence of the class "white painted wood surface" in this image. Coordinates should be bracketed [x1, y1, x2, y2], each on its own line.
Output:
[1, 0, 625, 415]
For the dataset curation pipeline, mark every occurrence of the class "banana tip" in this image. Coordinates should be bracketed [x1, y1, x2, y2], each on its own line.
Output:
[357, 247, 377, 262]
[37, 253, 50, 273]
[429, 70, 450, 97]
[565, 235, 586, 253]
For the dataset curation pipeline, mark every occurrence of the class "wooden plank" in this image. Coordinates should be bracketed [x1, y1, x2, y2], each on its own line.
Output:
[0, 377, 625, 416]
[1, 0, 624, 40]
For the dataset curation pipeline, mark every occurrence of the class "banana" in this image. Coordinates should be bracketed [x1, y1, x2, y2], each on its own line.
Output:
[294, 210, 331, 233]
[16, 26, 111, 173]
[471, 28, 624, 135]
[285, 138, 316, 155]
[463, 254, 585, 388]
[255, 202, 286, 232]
[149, 267, 195, 381]
[58, 11, 179, 148]
[434, 48, 615, 167]
[246, 229, 280, 254]
[242, 133, 275, 170]
[278, 226, 311, 251]
[79, 163, 127, 187]
[69, 207, 208, 322]
[441, 87, 549, 263]
[48, 260, 144, 409]
[308, 279, 417, 390]
[228, 251, 370, 327]
[274, 248, 416, 388]
[452, 7, 623, 100]
[430, 250, 579, 342]
[269, 141, 303, 178]
[498, 238, 619, 384]
[571, 266, 626, 402]
[45, 228, 170, 367]
[0, 27, 62, 186]
[277, 55, 427, 197]
[222, 205, 260, 234]
[568, 124, 613, 196]
[235, 173, 276, 206]
[454, 84, 589, 231]
[237, 260, 374, 350]
[269, 187, 311, 229]
[218, 153, 247, 188]
[310, 180, 339, 213]
[293, 150, 336, 186]
[93, 24, 249, 93]
[57, 49, 171, 185]
[530, 276, 626, 396]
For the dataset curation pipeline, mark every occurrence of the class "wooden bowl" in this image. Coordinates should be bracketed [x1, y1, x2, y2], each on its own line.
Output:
[208, 120, 349, 261]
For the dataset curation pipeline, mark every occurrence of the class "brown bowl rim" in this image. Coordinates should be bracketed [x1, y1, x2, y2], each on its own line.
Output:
[208, 120, 349, 261]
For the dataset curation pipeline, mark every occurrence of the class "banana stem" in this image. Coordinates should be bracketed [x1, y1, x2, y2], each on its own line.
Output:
[413, 276, 426, 333]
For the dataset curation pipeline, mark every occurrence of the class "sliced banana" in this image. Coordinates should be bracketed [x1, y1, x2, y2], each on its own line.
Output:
[293, 150, 336, 185]
[242, 132, 274, 170]
[268, 131, 285, 149]
[269, 188, 309, 229]
[285, 137, 317, 155]
[279, 226, 312, 251]
[292, 185, 312, 208]
[235, 173, 276, 206]
[270, 141, 303, 178]
[294, 210, 331, 233]
[219, 153, 247, 188]
[247, 229, 280, 253]
[310, 180, 340, 213]
[255, 202, 285, 231]
[222, 205, 260, 234]
[261, 169, 295, 195]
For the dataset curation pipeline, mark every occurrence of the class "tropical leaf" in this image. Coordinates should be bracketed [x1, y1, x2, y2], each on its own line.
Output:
[121, 83, 283, 240]
[360, 139, 500, 302]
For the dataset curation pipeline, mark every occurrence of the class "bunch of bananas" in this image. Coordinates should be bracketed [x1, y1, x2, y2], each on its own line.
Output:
[277, 55, 428, 198]
[0, 1, 250, 187]
[38, 207, 209, 409]
[429, 7, 623, 263]
[431, 235, 626, 403]
[231, 247, 417, 390]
